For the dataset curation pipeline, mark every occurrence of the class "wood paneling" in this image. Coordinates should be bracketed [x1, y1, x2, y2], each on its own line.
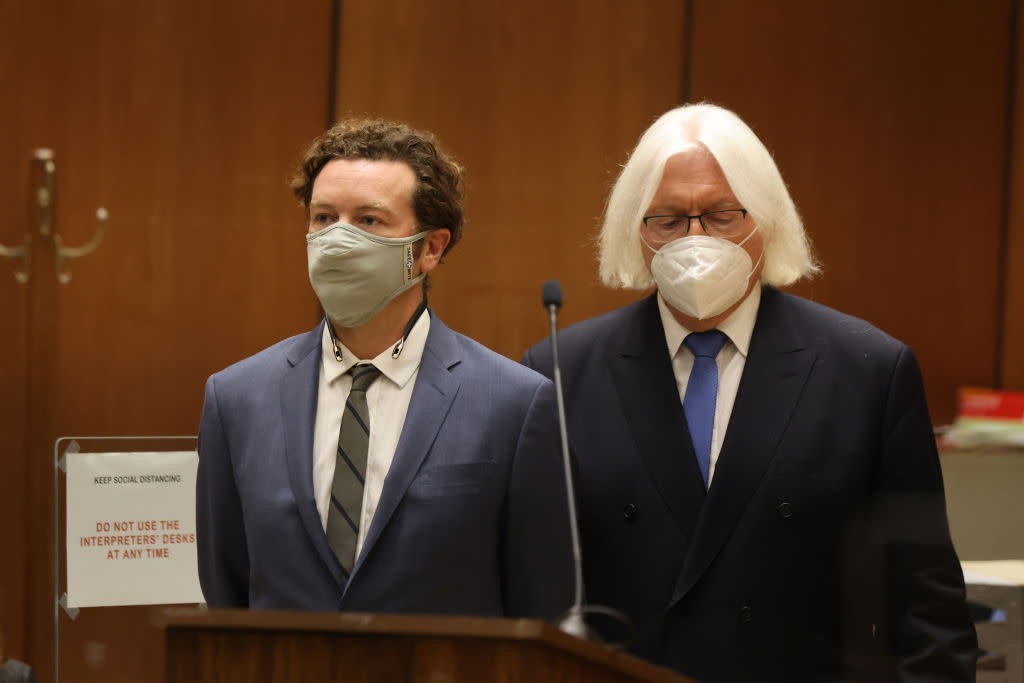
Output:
[334, 0, 685, 357]
[7, 1, 332, 680]
[1001, 3, 1024, 391]
[688, 0, 1014, 425]
[0, 1, 1019, 679]
[332, 0, 1018, 424]
[0, 0, 31, 662]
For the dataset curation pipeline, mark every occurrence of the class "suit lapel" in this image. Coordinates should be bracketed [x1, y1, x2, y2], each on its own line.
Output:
[670, 288, 816, 607]
[344, 311, 461, 594]
[609, 295, 707, 537]
[280, 324, 347, 591]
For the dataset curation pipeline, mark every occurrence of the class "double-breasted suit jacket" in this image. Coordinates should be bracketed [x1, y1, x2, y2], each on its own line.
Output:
[523, 288, 976, 682]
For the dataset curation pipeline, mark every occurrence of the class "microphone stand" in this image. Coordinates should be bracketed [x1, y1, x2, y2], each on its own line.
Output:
[545, 283, 587, 638]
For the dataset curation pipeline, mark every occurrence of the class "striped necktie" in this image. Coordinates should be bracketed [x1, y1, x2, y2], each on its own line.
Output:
[326, 364, 381, 578]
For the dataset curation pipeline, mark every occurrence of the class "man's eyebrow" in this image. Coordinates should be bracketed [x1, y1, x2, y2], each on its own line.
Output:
[705, 197, 740, 210]
[646, 197, 739, 215]
[307, 200, 395, 215]
[356, 201, 392, 214]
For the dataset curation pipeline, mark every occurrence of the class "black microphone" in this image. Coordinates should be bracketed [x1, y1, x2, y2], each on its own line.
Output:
[542, 280, 588, 638]
[542, 280, 562, 310]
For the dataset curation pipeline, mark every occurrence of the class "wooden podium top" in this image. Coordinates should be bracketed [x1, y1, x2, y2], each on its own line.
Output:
[158, 608, 695, 683]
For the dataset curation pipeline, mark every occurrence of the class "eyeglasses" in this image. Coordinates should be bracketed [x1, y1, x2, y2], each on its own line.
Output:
[642, 209, 749, 242]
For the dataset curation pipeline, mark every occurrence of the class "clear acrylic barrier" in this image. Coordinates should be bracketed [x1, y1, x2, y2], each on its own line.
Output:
[54, 436, 199, 683]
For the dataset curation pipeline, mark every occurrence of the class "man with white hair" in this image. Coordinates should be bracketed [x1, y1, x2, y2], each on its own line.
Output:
[523, 104, 977, 682]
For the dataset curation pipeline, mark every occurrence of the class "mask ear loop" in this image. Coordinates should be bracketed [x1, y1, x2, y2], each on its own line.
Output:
[735, 222, 759, 249]
[746, 249, 764, 283]
[639, 232, 661, 254]
[323, 291, 428, 362]
[391, 292, 428, 359]
[326, 318, 343, 362]
[735, 224, 763, 283]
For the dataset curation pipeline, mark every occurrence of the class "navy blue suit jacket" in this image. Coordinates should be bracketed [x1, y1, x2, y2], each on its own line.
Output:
[523, 288, 977, 682]
[197, 311, 573, 619]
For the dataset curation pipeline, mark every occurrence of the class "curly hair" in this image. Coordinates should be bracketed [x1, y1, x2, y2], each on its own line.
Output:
[291, 119, 464, 256]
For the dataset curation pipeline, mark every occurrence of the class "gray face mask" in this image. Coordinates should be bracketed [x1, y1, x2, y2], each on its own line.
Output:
[306, 222, 431, 328]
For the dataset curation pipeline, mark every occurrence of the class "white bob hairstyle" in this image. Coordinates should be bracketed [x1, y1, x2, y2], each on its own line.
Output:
[599, 103, 818, 289]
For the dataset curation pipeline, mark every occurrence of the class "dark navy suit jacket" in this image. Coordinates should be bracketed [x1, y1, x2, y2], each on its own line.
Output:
[523, 288, 977, 682]
[197, 311, 573, 619]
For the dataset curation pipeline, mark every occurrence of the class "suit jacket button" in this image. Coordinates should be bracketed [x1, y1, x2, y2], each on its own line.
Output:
[777, 501, 793, 519]
[739, 605, 753, 622]
[623, 503, 637, 521]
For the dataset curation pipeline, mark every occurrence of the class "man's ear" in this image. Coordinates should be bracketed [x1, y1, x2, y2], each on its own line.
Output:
[419, 229, 451, 274]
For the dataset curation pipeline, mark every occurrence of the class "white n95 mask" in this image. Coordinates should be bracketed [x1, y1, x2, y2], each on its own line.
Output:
[643, 226, 763, 320]
[307, 222, 431, 327]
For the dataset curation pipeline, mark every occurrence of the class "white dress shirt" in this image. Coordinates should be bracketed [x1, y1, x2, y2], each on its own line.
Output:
[311, 312, 430, 557]
[657, 285, 761, 486]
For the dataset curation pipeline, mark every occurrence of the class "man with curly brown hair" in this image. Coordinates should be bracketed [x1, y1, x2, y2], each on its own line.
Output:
[197, 119, 573, 618]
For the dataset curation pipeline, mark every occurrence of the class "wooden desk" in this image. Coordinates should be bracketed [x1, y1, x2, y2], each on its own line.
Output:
[158, 608, 696, 683]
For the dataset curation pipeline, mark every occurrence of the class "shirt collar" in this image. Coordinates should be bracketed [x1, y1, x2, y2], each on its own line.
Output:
[657, 283, 762, 359]
[319, 310, 431, 389]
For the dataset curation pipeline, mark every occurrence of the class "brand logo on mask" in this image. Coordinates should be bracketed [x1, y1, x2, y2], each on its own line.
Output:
[404, 244, 415, 281]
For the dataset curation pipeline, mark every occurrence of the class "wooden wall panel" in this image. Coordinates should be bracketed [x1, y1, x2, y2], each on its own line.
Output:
[0, 0, 30, 662]
[0, 1, 1014, 678]
[8, 1, 332, 681]
[334, 0, 685, 356]
[688, 0, 1014, 425]
[1001, 4, 1024, 391]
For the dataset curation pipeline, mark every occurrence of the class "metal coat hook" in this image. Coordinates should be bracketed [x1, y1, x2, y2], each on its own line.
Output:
[30, 149, 109, 283]
[0, 234, 31, 283]
[36, 148, 56, 237]
[55, 207, 107, 284]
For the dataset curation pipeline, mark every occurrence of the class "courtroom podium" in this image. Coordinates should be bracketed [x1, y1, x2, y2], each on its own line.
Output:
[158, 608, 695, 682]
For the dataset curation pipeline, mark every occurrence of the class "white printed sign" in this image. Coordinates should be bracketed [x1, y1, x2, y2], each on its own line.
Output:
[65, 451, 204, 608]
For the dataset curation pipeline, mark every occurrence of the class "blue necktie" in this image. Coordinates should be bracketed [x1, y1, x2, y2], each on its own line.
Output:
[683, 330, 727, 487]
